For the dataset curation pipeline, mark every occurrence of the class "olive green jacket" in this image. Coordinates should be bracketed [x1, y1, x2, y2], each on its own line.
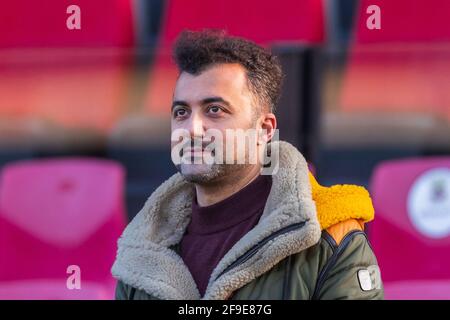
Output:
[112, 141, 384, 300]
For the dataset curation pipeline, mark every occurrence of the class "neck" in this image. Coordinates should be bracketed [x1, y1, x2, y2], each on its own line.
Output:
[195, 165, 261, 207]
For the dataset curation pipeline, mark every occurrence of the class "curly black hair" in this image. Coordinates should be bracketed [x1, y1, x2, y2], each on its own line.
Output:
[173, 29, 283, 113]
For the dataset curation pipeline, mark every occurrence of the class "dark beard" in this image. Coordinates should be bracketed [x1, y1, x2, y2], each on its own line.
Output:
[175, 163, 251, 185]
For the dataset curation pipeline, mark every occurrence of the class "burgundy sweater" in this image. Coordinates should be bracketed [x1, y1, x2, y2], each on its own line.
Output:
[180, 174, 272, 297]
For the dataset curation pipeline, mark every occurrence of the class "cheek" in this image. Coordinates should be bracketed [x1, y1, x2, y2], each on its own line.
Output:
[171, 117, 192, 134]
[211, 118, 254, 144]
[171, 119, 182, 130]
[232, 107, 256, 128]
[170, 126, 190, 150]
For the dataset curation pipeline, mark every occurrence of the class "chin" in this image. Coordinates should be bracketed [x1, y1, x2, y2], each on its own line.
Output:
[180, 163, 212, 175]
[178, 163, 225, 184]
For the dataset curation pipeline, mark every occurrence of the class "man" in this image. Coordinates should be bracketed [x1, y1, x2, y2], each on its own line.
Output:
[112, 30, 383, 300]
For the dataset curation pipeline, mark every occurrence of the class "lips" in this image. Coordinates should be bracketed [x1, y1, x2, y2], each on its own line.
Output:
[184, 148, 204, 154]
[182, 147, 217, 160]
[183, 148, 212, 157]
[184, 148, 204, 153]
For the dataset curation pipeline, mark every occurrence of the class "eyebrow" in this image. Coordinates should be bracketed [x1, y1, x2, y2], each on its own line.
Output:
[171, 96, 232, 111]
[201, 96, 232, 108]
[171, 100, 189, 111]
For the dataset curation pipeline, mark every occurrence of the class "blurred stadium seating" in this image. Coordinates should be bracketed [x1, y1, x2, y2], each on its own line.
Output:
[0, 0, 135, 138]
[333, 0, 450, 148]
[370, 157, 450, 299]
[318, 0, 450, 188]
[341, 0, 450, 120]
[0, 159, 126, 299]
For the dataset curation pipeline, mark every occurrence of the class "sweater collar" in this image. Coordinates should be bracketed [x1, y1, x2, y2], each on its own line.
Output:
[189, 174, 272, 235]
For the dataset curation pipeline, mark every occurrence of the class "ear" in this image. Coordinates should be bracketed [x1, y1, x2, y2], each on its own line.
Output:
[258, 113, 277, 145]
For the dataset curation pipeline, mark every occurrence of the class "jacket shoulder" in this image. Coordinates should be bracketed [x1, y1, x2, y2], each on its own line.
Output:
[323, 218, 365, 246]
[313, 229, 384, 299]
[282, 221, 382, 300]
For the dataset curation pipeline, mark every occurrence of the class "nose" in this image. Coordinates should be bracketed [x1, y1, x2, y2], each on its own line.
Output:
[187, 110, 205, 138]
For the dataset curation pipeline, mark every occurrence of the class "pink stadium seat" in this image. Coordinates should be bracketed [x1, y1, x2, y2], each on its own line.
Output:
[0, 0, 135, 131]
[0, 280, 110, 300]
[383, 280, 450, 300]
[340, 0, 450, 120]
[145, 0, 325, 114]
[370, 157, 450, 299]
[0, 159, 127, 299]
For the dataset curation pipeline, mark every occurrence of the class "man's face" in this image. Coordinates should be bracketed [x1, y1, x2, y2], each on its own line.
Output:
[171, 63, 259, 184]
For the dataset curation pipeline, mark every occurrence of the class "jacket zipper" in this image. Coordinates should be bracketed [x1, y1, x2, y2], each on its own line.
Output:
[214, 221, 307, 281]
[311, 230, 365, 300]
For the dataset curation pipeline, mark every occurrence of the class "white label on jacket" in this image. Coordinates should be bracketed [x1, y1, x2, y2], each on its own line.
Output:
[358, 269, 373, 291]
[358, 265, 382, 291]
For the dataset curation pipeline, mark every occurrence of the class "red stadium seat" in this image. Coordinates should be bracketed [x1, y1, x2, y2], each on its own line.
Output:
[340, 0, 450, 120]
[0, 159, 126, 299]
[0, 0, 135, 132]
[370, 157, 450, 299]
[145, 0, 325, 114]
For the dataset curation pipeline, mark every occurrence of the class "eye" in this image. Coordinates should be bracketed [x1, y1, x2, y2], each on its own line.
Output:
[207, 105, 222, 115]
[173, 107, 188, 118]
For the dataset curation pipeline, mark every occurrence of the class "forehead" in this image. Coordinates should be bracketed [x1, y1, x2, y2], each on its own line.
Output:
[173, 63, 251, 102]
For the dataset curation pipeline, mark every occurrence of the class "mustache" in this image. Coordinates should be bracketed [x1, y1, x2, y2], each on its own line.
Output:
[178, 138, 218, 156]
